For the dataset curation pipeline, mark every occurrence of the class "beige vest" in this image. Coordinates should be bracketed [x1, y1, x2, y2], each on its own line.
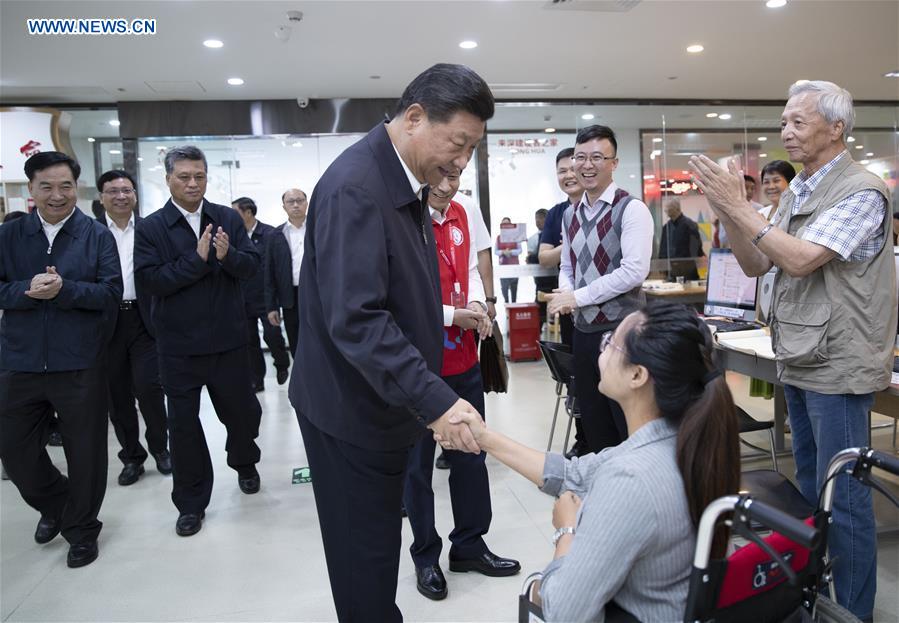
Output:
[770, 154, 896, 394]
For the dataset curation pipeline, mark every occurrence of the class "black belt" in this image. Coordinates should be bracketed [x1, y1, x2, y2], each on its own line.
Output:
[119, 300, 137, 310]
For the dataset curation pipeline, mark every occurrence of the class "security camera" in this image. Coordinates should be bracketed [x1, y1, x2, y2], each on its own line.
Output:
[297, 97, 309, 109]
[287, 10, 303, 22]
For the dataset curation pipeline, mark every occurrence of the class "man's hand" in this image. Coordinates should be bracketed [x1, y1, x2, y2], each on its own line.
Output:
[486, 301, 496, 321]
[25, 266, 63, 299]
[552, 491, 582, 530]
[688, 155, 750, 219]
[435, 409, 488, 447]
[427, 399, 482, 454]
[197, 224, 213, 261]
[467, 302, 493, 339]
[453, 308, 486, 332]
[267, 310, 282, 326]
[546, 289, 577, 317]
[213, 226, 230, 260]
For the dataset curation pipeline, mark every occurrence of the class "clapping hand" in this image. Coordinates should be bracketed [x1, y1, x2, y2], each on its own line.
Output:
[688, 154, 748, 219]
[25, 266, 63, 299]
[213, 226, 229, 260]
[196, 224, 213, 261]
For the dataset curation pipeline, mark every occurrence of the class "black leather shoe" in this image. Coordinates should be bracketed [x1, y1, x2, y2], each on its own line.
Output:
[276, 368, 289, 385]
[117, 463, 144, 486]
[238, 468, 260, 494]
[34, 516, 60, 544]
[153, 450, 173, 475]
[66, 541, 98, 568]
[47, 431, 63, 447]
[435, 452, 450, 470]
[175, 511, 204, 537]
[449, 550, 521, 577]
[415, 564, 447, 600]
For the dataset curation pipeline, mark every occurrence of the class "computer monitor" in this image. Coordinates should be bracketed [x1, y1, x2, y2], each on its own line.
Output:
[704, 249, 758, 321]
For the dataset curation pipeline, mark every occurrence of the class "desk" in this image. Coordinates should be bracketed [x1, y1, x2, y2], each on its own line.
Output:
[716, 345, 899, 451]
[643, 285, 707, 306]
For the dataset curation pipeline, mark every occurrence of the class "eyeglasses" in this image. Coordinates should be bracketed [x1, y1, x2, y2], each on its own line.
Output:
[600, 331, 626, 354]
[101, 188, 135, 196]
[573, 153, 617, 165]
[284, 198, 306, 205]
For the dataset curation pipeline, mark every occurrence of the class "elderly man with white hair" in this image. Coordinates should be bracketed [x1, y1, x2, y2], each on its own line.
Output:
[690, 80, 895, 621]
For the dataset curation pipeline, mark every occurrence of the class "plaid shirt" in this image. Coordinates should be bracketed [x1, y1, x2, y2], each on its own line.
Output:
[790, 151, 886, 261]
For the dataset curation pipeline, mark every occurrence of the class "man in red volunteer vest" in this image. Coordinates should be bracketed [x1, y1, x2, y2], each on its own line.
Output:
[403, 171, 520, 601]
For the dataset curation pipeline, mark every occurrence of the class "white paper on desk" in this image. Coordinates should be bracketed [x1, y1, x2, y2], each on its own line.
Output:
[715, 330, 776, 359]
[892, 372, 899, 385]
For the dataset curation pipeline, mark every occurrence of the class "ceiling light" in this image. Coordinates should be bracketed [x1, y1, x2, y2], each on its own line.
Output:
[760, 153, 768, 158]
[866, 152, 873, 157]
[581, 113, 595, 120]
[705, 112, 718, 118]
[718, 113, 732, 120]
[292, 141, 303, 148]
[459, 40, 478, 49]
[108, 119, 120, 127]
[629, 174, 636, 179]
[137, 157, 143, 162]
[855, 145, 863, 149]
[859, 159, 870, 165]
[87, 137, 95, 143]
[652, 137, 663, 143]
[109, 149, 121, 154]
[643, 175, 655, 180]
[544, 127, 556, 133]
[766, 0, 787, 7]
[846, 136, 856, 142]
[884, 71, 899, 78]
[757, 136, 767, 142]
[203, 39, 224, 48]
[686, 44, 704, 54]
[227, 77, 244, 86]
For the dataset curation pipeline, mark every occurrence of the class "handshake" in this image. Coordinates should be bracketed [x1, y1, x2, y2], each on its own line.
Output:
[429, 398, 488, 454]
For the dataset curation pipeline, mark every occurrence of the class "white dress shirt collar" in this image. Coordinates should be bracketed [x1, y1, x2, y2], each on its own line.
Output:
[577, 182, 620, 212]
[172, 198, 204, 238]
[390, 142, 425, 199]
[37, 208, 76, 247]
[107, 213, 135, 233]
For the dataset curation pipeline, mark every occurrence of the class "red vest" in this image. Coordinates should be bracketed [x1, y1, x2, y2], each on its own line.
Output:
[432, 200, 477, 377]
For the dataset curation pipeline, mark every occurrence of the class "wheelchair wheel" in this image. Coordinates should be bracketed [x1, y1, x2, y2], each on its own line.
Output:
[811, 596, 861, 623]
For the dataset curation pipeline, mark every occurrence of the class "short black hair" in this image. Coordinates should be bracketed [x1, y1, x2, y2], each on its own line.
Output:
[575, 125, 617, 156]
[97, 169, 137, 193]
[760, 160, 797, 184]
[535, 209, 548, 217]
[395, 63, 494, 123]
[555, 147, 575, 165]
[164, 145, 207, 174]
[232, 196, 257, 216]
[743, 174, 757, 184]
[24, 151, 80, 182]
[2, 211, 27, 224]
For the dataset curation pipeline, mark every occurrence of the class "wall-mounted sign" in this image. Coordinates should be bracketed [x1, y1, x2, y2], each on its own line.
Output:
[0, 107, 74, 183]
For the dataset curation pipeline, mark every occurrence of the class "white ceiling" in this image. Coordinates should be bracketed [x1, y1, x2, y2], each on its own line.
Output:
[2, 0, 898, 105]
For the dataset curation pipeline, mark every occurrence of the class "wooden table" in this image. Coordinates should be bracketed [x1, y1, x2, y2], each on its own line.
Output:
[643, 285, 707, 306]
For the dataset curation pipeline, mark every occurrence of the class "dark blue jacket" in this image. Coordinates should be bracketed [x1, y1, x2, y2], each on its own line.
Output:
[0, 209, 122, 372]
[289, 123, 458, 451]
[134, 199, 259, 357]
[240, 220, 277, 316]
[265, 222, 295, 312]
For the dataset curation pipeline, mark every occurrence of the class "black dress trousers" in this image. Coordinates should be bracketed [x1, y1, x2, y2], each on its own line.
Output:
[0, 366, 108, 544]
[158, 347, 262, 514]
[282, 286, 300, 358]
[246, 312, 290, 386]
[297, 411, 408, 623]
[572, 327, 628, 452]
[107, 306, 168, 465]
[403, 364, 492, 567]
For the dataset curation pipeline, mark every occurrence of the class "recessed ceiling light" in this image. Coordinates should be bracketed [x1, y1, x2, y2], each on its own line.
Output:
[884, 71, 899, 78]
[855, 145, 863, 149]
[109, 149, 121, 155]
[108, 119, 120, 127]
[459, 40, 478, 49]
[759, 153, 768, 157]
[629, 174, 636, 179]
[860, 159, 871, 165]
[227, 77, 244, 86]
[686, 44, 704, 54]
[544, 127, 556, 133]
[766, 0, 787, 8]
[865, 152, 874, 157]
[581, 113, 595, 120]
[87, 137, 95, 143]
[846, 136, 856, 142]
[203, 39, 224, 48]
[652, 137, 663, 143]
[137, 157, 143, 162]
[292, 141, 303, 148]
[643, 174, 655, 180]
[718, 113, 732, 120]
[757, 136, 767, 142]
[706, 112, 718, 118]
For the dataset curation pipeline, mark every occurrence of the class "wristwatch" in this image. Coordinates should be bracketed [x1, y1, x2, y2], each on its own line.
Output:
[552, 526, 575, 546]
[484, 296, 497, 304]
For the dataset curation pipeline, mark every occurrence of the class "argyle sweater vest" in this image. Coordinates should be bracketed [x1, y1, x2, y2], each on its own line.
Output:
[563, 189, 644, 332]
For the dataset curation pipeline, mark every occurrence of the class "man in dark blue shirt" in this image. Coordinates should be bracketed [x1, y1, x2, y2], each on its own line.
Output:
[0, 151, 122, 569]
[134, 146, 262, 537]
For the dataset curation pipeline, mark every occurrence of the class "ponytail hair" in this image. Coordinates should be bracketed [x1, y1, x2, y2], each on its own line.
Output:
[621, 301, 740, 557]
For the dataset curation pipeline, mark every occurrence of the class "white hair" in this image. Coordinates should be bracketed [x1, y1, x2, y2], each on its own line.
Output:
[787, 80, 855, 142]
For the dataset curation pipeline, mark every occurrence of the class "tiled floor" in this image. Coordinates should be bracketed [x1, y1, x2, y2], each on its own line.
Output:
[2, 346, 898, 622]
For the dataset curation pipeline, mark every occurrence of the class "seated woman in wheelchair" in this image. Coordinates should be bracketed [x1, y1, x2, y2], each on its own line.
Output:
[441, 302, 741, 621]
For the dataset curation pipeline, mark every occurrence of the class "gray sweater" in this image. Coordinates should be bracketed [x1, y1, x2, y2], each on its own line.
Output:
[539, 418, 694, 623]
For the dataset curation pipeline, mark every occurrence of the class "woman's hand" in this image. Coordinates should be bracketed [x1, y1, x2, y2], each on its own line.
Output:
[552, 491, 581, 530]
